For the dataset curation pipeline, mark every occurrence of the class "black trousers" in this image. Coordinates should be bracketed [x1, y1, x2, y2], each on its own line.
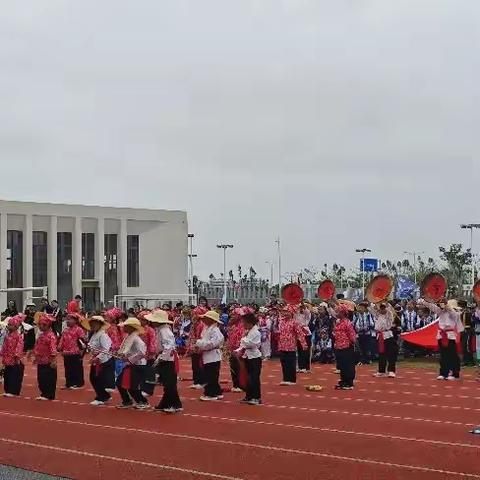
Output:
[203, 361, 222, 397]
[4, 363, 24, 395]
[117, 365, 148, 405]
[245, 357, 262, 400]
[63, 354, 84, 387]
[90, 358, 114, 402]
[141, 359, 156, 396]
[298, 335, 312, 371]
[37, 364, 57, 400]
[462, 332, 475, 365]
[378, 337, 398, 373]
[357, 335, 374, 363]
[439, 340, 461, 378]
[280, 351, 297, 383]
[229, 355, 241, 388]
[156, 361, 182, 409]
[191, 354, 206, 386]
[335, 347, 356, 387]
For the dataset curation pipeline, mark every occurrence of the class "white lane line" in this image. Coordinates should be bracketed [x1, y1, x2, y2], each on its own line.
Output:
[0, 413, 479, 479]
[0, 436, 243, 480]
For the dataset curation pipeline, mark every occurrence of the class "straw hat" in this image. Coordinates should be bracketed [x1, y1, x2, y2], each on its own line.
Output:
[145, 310, 174, 325]
[34, 313, 55, 327]
[200, 310, 222, 324]
[80, 315, 109, 332]
[447, 299, 463, 312]
[119, 317, 145, 334]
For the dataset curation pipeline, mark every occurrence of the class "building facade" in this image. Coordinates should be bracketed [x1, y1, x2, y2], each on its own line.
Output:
[0, 200, 188, 311]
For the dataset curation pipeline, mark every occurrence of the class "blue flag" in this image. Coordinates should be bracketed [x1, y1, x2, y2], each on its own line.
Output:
[396, 276, 419, 300]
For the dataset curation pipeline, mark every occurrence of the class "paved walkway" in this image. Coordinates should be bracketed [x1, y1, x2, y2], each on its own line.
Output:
[0, 465, 69, 479]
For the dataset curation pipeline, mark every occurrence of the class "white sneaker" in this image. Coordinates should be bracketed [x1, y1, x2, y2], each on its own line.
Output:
[190, 384, 204, 390]
[333, 369, 341, 374]
[447, 376, 459, 381]
[217, 395, 224, 400]
[200, 395, 218, 401]
[175, 407, 184, 412]
[2, 393, 15, 398]
[134, 403, 151, 410]
[105, 388, 115, 393]
[141, 391, 152, 398]
[373, 372, 386, 378]
[71, 386, 84, 390]
[162, 407, 177, 414]
[388, 372, 396, 378]
[231, 387, 243, 393]
[36, 396, 49, 401]
[436, 375, 446, 380]
[279, 381, 296, 386]
[90, 400, 105, 406]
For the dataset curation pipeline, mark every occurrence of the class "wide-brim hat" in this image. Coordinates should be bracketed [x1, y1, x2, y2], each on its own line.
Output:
[145, 310, 174, 325]
[119, 317, 145, 334]
[80, 315, 109, 332]
[34, 313, 55, 327]
[447, 299, 463, 312]
[200, 310, 222, 324]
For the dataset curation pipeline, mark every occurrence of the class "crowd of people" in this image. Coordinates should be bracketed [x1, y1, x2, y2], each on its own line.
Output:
[0, 293, 479, 434]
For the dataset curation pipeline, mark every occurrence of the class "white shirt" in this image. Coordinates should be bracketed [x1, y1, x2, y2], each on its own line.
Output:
[118, 332, 147, 366]
[155, 325, 176, 362]
[238, 325, 262, 359]
[196, 324, 224, 364]
[417, 300, 464, 340]
[88, 331, 112, 364]
[368, 306, 394, 340]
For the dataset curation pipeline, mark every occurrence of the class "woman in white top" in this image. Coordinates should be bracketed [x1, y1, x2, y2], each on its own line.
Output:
[196, 311, 225, 401]
[147, 310, 183, 413]
[115, 317, 149, 409]
[369, 303, 398, 378]
[83, 316, 114, 406]
[235, 312, 262, 405]
[418, 298, 464, 380]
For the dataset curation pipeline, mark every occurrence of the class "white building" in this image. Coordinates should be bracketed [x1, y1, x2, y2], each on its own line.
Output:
[0, 200, 188, 311]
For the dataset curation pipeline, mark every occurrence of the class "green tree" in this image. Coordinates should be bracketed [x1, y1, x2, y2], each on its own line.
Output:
[438, 244, 472, 297]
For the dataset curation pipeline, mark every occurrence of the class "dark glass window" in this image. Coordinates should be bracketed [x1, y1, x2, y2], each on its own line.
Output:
[33, 231, 48, 287]
[104, 234, 118, 304]
[57, 232, 73, 308]
[82, 233, 95, 279]
[127, 235, 139, 287]
[7, 230, 23, 308]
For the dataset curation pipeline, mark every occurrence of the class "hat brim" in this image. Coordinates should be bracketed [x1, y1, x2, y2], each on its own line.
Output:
[200, 313, 223, 324]
[81, 316, 108, 332]
[119, 320, 145, 334]
[144, 313, 174, 325]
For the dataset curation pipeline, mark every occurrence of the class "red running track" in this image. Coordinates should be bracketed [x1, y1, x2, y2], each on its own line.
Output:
[0, 359, 479, 480]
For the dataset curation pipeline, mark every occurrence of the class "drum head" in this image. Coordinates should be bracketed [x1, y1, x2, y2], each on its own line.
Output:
[366, 275, 393, 304]
[317, 280, 336, 301]
[421, 273, 447, 302]
[281, 283, 304, 305]
[472, 280, 480, 302]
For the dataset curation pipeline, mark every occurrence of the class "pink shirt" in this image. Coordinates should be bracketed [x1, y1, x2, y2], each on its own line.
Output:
[227, 321, 245, 351]
[277, 318, 307, 352]
[58, 325, 85, 355]
[0, 331, 24, 365]
[34, 331, 57, 365]
[139, 325, 157, 359]
[333, 319, 357, 350]
[107, 324, 124, 352]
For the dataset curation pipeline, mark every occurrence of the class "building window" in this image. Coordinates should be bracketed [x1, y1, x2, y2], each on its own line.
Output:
[127, 235, 139, 287]
[57, 232, 73, 308]
[33, 231, 48, 287]
[7, 230, 23, 309]
[82, 233, 95, 279]
[104, 234, 118, 304]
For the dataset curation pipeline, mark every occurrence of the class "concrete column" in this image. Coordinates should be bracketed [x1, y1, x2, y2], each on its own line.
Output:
[119, 218, 128, 295]
[97, 217, 105, 306]
[0, 212, 8, 311]
[23, 214, 33, 305]
[48, 216, 57, 301]
[72, 216, 82, 298]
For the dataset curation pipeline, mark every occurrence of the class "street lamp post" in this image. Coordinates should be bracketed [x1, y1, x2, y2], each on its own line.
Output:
[356, 248, 372, 298]
[187, 234, 196, 296]
[275, 237, 282, 294]
[265, 261, 274, 285]
[460, 224, 480, 288]
[403, 251, 425, 284]
[217, 244, 233, 303]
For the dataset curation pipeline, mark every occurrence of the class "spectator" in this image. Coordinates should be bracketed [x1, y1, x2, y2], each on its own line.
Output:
[352, 302, 375, 364]
[3, 300, 18, 318]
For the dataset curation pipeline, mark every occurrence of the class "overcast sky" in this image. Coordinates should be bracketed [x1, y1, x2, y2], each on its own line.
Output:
[1, 1, 478, 280]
